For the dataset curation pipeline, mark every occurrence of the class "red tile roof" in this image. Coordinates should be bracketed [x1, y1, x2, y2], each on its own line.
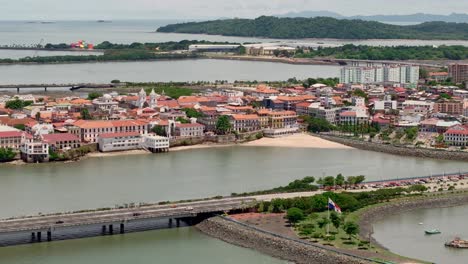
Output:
[231, 114, 259, 120]
[0, 131, 23, 138]
[42, 133, 80, 143]
[175, 123, 204, 128]
[73, 120, 147, 129]
[99, 132, 141, 139]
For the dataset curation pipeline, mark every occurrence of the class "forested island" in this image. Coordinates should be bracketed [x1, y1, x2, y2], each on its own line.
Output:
[157, 16, 468, 40]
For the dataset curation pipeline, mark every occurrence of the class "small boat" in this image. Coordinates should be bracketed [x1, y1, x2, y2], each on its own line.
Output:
[425, 229, 441, 235]
[445, 237, 468, 248]
[418, 222, 424, 225]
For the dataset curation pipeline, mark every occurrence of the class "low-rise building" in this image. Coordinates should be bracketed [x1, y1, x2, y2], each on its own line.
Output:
[174, 123, 205, 138]
[308, 103, 340, 125]
[72, 120, 148, 143]
[339, 111, 369, 125]
[434, 99, 463, 116]
[20, 134, 49, 163]
[0, 131, 23, 150]
[98, 132, 141, 152]
[42, 133, 81, 151]
[141, 134, 170, 153]
[444, 124, 468, 146]
[230, 114, 260, 132]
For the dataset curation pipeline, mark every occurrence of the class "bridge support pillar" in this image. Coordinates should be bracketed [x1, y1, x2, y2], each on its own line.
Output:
[176, 218, 180, 227]
[120, 223, 124, 234]
[37, 232, 42, 242]
[44, 87, 48, 92]
[102, 225, 107, 235]
[109, 224, 113, 235]
[47, 231, 52, 242]
[169, 218, 173, 228]
[16, 87, 19, 94]
[31, 232, 35, 242]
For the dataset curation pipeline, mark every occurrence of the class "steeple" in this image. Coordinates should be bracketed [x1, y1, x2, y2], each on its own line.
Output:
[137, 88, 147, 108]
[149, 88, 157, 108]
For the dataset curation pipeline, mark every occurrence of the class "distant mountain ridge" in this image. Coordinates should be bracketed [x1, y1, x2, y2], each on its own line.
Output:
[157, 16, 468, 40]
[275, 12, 468, 23]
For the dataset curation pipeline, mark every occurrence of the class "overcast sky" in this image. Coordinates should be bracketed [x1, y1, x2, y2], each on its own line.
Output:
[2, 0, 468, 20]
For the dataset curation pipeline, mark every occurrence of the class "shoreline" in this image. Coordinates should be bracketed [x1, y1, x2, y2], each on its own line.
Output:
[317, 134, 468, 162]
[196, 216, 374, 264]
[51, 134, 353, 160]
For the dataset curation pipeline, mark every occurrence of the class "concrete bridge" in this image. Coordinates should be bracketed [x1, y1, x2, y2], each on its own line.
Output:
[0, 83, 117, 93]
[0, 197, 256, 247]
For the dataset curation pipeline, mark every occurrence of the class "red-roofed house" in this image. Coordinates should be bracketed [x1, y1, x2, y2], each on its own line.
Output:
[72, 120, 148, 143]
[42, 133, 81, 151]
[444, 125, 468, 146]
[0, 131, 24, 150]
[230, 114, 260, 132]
[174, 123, 205, 138]
[339, 111, 369, 125]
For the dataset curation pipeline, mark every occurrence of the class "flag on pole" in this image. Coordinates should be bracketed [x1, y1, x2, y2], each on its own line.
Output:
[328, 198, 342, 213]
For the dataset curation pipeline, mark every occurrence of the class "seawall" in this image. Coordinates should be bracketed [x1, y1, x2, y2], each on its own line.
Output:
[196, 216, 374, 264]
[317, 134, 468, 162]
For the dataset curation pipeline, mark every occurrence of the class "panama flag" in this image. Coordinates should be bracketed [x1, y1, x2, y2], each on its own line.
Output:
[328, 198, 342, 213]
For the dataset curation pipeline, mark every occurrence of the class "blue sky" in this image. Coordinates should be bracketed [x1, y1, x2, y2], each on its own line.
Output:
[1, 0, 467, 20]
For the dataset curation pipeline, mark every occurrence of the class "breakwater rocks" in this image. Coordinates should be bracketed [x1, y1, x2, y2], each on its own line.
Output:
[359, 193, 468, 249]
[318, 135, 468, 162]
[196, 216, 373, 264]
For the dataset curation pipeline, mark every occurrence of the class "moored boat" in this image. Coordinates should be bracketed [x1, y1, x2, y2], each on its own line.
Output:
[445, 237, 468, 248]
[425, 229, 441, 235]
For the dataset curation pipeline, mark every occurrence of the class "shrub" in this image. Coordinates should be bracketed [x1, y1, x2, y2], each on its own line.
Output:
[286, 207, 304, 224]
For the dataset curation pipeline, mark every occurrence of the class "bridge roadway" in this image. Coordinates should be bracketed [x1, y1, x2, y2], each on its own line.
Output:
[0, 83, 116, 92]
[0, 197, 256, 233]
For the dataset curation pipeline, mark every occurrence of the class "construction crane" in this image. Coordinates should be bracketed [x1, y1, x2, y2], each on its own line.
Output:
[33, 38, 44, 57]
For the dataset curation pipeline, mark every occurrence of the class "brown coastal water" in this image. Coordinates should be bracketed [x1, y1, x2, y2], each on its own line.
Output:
[373, 204, 468, 264]
[1, 146, 468, 263]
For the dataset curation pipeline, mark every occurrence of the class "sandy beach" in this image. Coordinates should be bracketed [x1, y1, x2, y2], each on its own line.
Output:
[83, 133, 351, 159]
[242, 133, 352, 149]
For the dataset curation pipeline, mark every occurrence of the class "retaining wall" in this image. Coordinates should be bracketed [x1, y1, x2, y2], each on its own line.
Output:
[318, 134, 468, 162]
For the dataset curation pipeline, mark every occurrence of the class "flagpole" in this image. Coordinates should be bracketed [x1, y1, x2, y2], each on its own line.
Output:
[327, 201, 330, 236]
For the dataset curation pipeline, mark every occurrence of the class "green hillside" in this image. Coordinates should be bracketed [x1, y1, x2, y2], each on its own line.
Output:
[157, 16, 468, 40]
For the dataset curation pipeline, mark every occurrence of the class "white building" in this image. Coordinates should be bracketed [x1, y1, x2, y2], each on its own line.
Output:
[93, 94, 118, 112]
[444, 125, 468, 146]
[141, 134, 170, 152]
[98, 132, 141, 152]
[20, 134, 49, 163]
[174, 123, 205, 138]
[374, 95, 397, 111]
[308, 103, 340, 124]
[384, 66, 401, 83]
[454, 90, 468, 99]
[341, 65, 419, 84]
[402, 100, 434, 115]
